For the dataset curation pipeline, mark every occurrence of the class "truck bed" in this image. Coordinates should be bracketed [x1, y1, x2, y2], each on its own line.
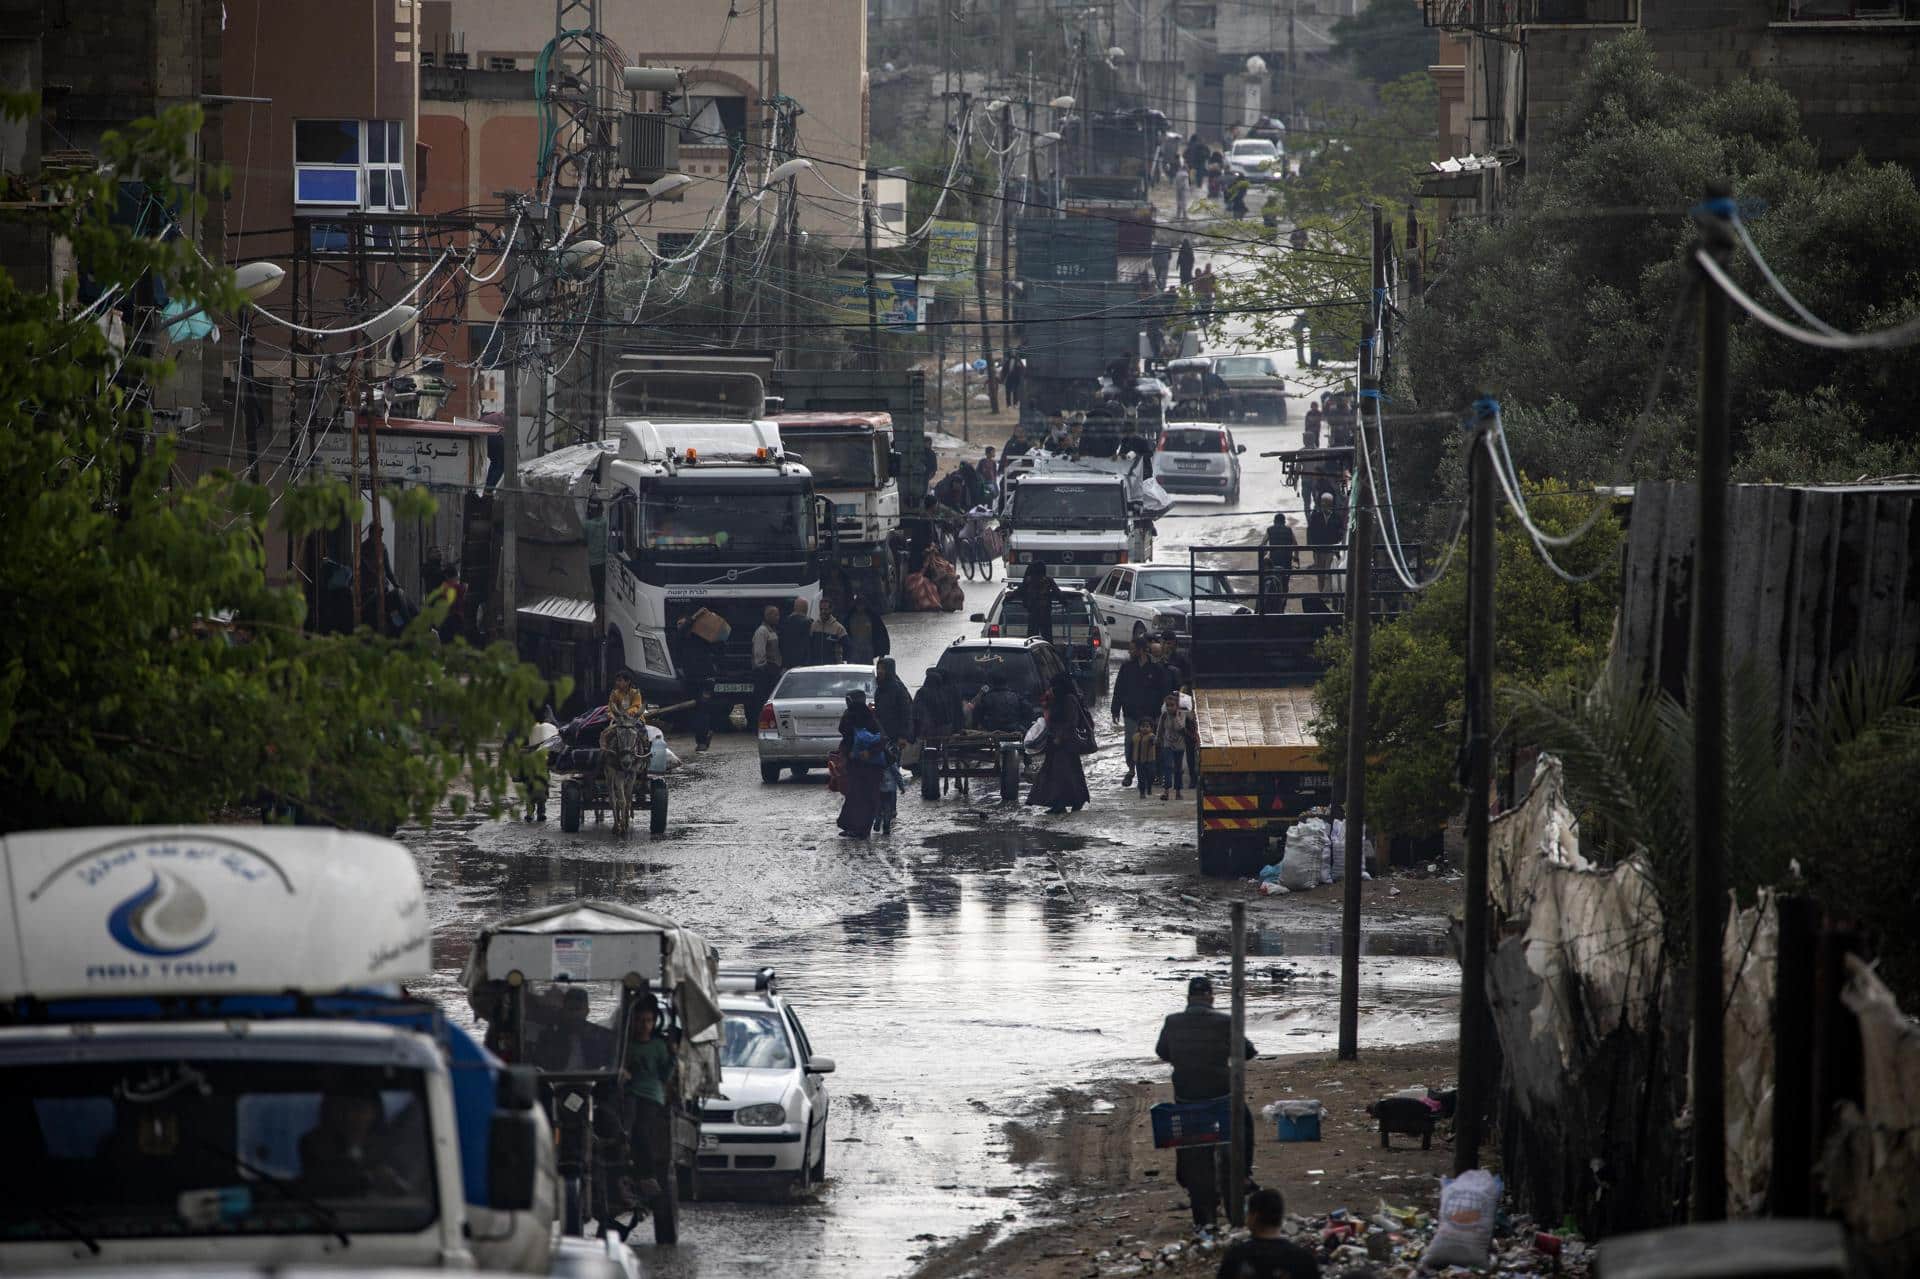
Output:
[1194, 685, 1321, 773]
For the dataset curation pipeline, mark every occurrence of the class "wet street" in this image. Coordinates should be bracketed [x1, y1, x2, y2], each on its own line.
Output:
[401, 302, 1458, 1277]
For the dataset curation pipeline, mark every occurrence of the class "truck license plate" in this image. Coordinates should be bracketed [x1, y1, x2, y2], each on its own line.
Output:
[714, 682, 753, 693]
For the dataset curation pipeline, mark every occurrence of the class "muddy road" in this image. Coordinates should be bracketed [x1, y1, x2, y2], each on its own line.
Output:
[401, 329, 1456, 1277]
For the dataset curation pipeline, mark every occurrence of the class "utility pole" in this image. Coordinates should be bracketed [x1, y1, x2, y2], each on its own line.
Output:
[965, 104, 1000, 415]
[722, 141, 742, 330]
[500, 347, 521, 646]
[1286, 4, 1297, 130]
[1338, 205, 1382, 1062]
[1454, 397, 1497, 1173]
[1228, 900, 1249, 1229]
[1691, 182, 1734, 1223]
[863, 169, 880, 372]
[1000, 102, 1015, 387]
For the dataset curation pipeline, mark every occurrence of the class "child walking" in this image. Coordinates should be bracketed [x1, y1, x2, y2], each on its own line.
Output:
[1156, 690, 1191, 800]
[1131, 718, 1158, 798]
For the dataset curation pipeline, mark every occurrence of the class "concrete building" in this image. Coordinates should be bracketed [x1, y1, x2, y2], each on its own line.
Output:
[1424, 0, 1920, 214]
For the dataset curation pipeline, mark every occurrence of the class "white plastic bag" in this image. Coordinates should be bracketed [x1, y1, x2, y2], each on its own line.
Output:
[1421, 1169, 1502, 1269]
[647, 726, 682, 773]
[1022, 716, 1048, 751]
[1279, 820, 1327, 891]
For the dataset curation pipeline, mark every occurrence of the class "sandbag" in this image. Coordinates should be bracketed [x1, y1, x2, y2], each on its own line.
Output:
[1278, 819, 1327, 891]
[1421, 1169, 1501, 1269]
[904, 572, 943, 612]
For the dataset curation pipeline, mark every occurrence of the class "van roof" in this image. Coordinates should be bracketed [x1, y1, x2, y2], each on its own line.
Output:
[0, 827, 430, 1001]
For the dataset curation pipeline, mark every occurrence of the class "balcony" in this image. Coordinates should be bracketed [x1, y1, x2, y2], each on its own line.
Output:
[1774, 0, 1915, 18]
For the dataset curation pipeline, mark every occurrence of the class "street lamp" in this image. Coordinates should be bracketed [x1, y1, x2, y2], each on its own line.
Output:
[643, 172, 693, 199]
[560, 239, 606, 276]
[362, 304, 419, 345]
[766, 158, 813, 185]
[1049, 95, 1075, 110]
[234, 261, 285, 300]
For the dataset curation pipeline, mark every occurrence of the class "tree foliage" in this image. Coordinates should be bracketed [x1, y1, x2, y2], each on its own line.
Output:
[1310, 479, 1622, 839]
[0, 104, 557, 833]
[1331, 0, 1443, 87]
[1402, 32, 1920, 503]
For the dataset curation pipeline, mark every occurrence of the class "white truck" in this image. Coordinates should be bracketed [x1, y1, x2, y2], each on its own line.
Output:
[0, 826, 584, 1274]
[1001, 465, 1167, 588]
[769, 410, 904, 607]
[514, 415, 829, 717]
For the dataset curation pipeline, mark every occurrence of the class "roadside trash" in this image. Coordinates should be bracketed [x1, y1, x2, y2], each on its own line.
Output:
[648, 728, 681, 773]
[1257, 862, 1282, 882]
[1262, 1098, 1323, 1142]
[1422, 1168, 1503, 1269]
[1278, 822, 1324, 891]
[1257, 881, 1289, 896]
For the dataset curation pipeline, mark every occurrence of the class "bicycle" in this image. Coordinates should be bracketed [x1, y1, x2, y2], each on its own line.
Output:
[956, 508, 1000, 582]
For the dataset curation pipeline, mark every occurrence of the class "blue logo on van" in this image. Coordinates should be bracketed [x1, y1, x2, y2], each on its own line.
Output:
[107, 871, 217, 957]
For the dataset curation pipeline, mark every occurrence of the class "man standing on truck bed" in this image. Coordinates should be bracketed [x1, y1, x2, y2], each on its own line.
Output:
[1016, 560, 1064, 645]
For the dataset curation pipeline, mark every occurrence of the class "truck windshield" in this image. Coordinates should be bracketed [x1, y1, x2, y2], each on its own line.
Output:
[640, 487, 813, 558]
[782, 432, 883, 489]
[0, 1060, 436, 1242]
[1011, 484, 1126, 526]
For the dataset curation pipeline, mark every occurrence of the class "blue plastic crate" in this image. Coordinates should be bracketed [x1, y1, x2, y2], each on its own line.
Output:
[1274, 1111, 1322, 1142]
[1150, 1099, 1232, 1149]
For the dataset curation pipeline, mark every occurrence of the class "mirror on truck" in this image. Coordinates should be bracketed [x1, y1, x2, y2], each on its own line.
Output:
[497, 1064, 539, 1111]
[489, 1110, 543, 1211]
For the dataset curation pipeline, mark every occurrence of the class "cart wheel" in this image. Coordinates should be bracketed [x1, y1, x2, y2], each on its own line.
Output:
[649, 779, 669, 834]
[562, 1173, 585, 1236]
[999, 746, 1020, 801]
[559, 781, 584, 834]
[921, 760, 941, 800]
[651, 1162, 679, 1245]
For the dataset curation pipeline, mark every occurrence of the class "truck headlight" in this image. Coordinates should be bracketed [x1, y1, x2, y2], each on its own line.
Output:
[641, 635, 669, 674]
[735, 1103, 787, 1127]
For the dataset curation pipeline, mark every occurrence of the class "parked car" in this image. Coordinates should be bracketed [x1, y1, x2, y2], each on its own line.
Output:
[1088, 563, 1251, 649]
[935, 636, 1069, 721]
[1226, 137, 1281, 184]
[699, 968, 832, 1190]
[756, 663, 876, 783]
[1210, 353, 1290, 423]
[971, 585, 1110, 697]
[1155, 423, 1245, 501]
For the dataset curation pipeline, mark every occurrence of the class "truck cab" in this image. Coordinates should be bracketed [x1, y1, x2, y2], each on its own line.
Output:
[1003, 471, 1154, 588]
[769, 411, 904, 605]
[0, 827, 560, 1273]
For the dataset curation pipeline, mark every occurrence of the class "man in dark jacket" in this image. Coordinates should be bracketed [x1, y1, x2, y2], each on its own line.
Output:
[872, 656, 914, 743]
[1262, 514, 1297, 607]
[1111, 643, 1174, 786]
[971, 666, 1031, 732]
[1155, 975, 1258, 1229]
[674, 616, 719, 752]
[913, 667, 964, 743]
[777, 598, 816, 673]
[1305, 491, 1342, 593]
[1015, 561, 1064, 645]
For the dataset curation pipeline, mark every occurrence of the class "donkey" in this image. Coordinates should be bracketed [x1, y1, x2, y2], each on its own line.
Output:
[603, 709, 646, 836]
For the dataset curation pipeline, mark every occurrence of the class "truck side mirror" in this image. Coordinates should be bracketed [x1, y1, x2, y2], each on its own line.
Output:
[488, 1110, 542, 1211]
[496, 1064, 539, 1111]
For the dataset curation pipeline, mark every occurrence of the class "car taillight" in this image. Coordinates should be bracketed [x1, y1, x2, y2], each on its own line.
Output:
[1158, 431, 1167, 450]
[1118, 551, 1129, 563]
[758, 703, 776, 730]
[1092, 634, 1102, 648]
[987, 625, 1000, 636]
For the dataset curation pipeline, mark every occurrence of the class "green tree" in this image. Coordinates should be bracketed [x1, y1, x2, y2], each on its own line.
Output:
[1401, 33, 1920, 509]
[1310, 479, 1621, 839]
[0, 103, 556, 832]
[1331, 0, 1442, 86]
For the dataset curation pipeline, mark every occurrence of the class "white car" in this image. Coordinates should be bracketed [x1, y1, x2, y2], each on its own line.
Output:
[756, 664, 876, 783]
[1155, 423, 1245, 502]
[1088, 563, 1251, 649]
[699, 968, 833, 1189]
[1226, 137, 1281, 184]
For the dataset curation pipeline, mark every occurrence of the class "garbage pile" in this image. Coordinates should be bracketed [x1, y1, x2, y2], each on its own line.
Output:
[1084, 1185, 1595, 1278]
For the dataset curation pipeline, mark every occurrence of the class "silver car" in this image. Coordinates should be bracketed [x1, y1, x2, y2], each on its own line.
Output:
[756, 664, 875, 783]
[1155, 423, 1245, 501]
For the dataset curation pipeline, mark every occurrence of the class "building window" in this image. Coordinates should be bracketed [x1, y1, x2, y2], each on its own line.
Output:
[420, 50, 437, 67]
[487, 55, 518, 71]
[678, 92, 747, 149]
[444, 51, 469, 69]
[296, 120, 408, 210]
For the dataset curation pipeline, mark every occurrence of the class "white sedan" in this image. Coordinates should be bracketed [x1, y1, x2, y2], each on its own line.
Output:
[1088, 564, 1250, 649]
[697, 970, 834, 1190]
[756, 664, 875, 783]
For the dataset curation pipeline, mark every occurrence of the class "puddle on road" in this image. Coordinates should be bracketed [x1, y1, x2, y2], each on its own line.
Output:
[1194, 925, 1452, 959]
[916, 827, 1103, 863]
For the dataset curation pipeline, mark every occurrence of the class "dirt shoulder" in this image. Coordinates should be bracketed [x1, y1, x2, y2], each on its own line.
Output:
[914, 1042, 1460, 1279]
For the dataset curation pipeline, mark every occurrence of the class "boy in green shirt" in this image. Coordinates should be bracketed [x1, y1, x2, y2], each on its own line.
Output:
[622, 994, 676, 1197]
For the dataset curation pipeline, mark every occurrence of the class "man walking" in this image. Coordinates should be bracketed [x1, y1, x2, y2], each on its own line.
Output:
[1111, 642, 1173, 788]
[1306, 491, 1341, 594]
[778, 597, 815, 672]
[872, 655, 913, 745]
[1154, 975, 1257, 1232]
[751, 604, 783, 719]
[1174, 163, 1191, 223]
[673, 615, 719, 752]
[1178, 238, 1196, 288]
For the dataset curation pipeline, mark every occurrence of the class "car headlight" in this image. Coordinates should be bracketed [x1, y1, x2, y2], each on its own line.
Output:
[1153, 612, 1181, 631]
[734, 1103, 787, 1127]
[640, 634, 668, 674]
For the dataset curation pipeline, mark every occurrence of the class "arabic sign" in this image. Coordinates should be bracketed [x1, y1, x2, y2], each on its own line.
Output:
[925, 219, 980, 279]
[827, 274, 930, 334]
[310, 421, 488, 489]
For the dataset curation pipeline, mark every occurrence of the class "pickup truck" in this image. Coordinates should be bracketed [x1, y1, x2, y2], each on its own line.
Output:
[0, 827, 580, 1273]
